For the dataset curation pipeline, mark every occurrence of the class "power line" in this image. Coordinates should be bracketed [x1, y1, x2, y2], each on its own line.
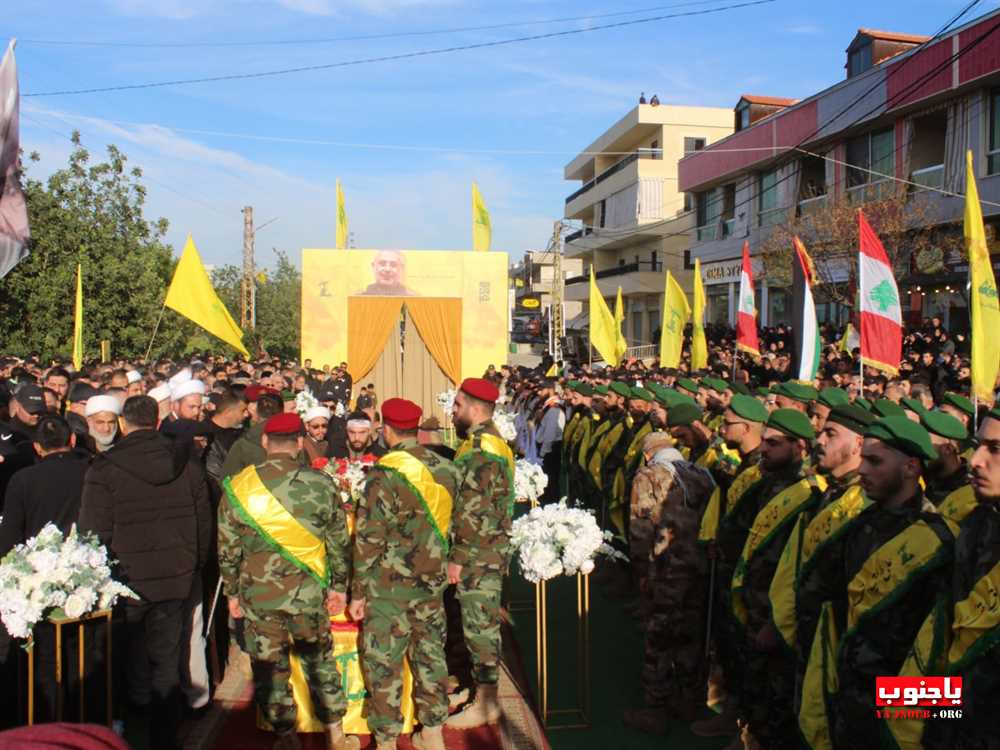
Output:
[23, 0, 776, 97]
[16, 0, 737, 48]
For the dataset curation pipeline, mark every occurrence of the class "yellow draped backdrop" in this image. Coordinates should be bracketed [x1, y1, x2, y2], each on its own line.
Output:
[347, 298, 403, 383]
[401, 307, 454, 424]
[404, 298, 462, 385]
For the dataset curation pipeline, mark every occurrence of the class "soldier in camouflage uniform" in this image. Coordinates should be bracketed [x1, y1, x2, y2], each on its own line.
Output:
[349, 398, 464, 750]
[627, 430, 676, 601]
[624, 432, 716, 733]
[218, 413, 357, 750]
[445, 378, 515, 728]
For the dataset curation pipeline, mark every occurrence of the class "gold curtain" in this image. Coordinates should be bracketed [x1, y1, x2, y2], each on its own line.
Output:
[402, 307, 453, 424]
[404, 298, 462, 385]
[364, 316, 402, 409]
[347, 297, 403, 382]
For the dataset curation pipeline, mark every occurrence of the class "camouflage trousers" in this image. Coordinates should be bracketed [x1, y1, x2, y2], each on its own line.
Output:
[743, 642, 801, 750]
[244, 607, 346, 733]
[361, 595, 449, 744]
[642, 570, 706, 713]
[456, 569, 504, 685]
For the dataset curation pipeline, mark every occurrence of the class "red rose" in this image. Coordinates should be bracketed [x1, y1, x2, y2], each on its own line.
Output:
[312, 457, 329, 470]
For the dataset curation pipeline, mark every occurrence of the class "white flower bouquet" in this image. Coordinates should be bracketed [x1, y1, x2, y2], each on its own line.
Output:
[436, 389, 456, 415]
[294, 388, 319, 417]
[510, 501, 624, 583]
[514, 459, 548, 504]
[493, 409, 517, 442]
[0, 524, 138, 641]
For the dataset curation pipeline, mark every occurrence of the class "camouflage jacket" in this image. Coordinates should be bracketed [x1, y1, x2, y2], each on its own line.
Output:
[451, 421, 515, 571]
[218, 456, 351, 613]
[351, 439, 463, 601]
[647, 457, 716, 590]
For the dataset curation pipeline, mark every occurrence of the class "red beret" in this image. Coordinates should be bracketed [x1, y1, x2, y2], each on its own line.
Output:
[460, 377, 499, 404]
[264, 413, 303, 435]
[382, 398, 422, 431]
[245, 384, 279, 403]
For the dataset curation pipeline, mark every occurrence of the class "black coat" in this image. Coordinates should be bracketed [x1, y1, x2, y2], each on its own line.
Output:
[0, 451, 91, 556]
[78, 429, 212, 604]
[0, 418, 37, 513]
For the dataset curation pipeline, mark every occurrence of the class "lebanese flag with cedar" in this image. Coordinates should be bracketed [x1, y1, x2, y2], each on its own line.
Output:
[736, 240, 760, 356]
[858, 210, 902, 374]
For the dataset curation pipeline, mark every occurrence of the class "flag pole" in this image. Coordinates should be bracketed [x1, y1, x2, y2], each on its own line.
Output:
[144, 302, 167, 363]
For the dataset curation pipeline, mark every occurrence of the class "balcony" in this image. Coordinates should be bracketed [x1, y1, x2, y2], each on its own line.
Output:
[910, 164, 944, 191]
[847, 179, 896, 204]
[565, 260, 664, 286]
[565, 148, 663, 205]
[758, 206, 788, 227]
[696, 224, 717, 242]
[797, 194, 828, 217]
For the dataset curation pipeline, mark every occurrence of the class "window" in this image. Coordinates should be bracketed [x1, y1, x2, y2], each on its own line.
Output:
[684, 137, 706, 154]
[647, 310, 659, 341]
[598, 199, 607, 228]
[650, 251, 658, 269]
[848, 42, 873, 78]
[696, 189, 721, 240]
[684, 192, 693, 212]
[989, 88, 1000, 175]
[632, 314, 642, 343]
[650, 139, 662, 159]
[758, 168, 781, 225]
[736, 103, 751, 131]
[847, 127, 894, 188]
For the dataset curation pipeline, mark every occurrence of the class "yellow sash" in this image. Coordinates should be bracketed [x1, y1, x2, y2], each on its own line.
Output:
[938, 485, 978, 524]
[456, 431, 516, 513]
[224, 466, 329, 586]
[562, 413, 583, 451]
[578, 416, 606, 471]
[731, 475, 825, 626]
[798, 600, 839, 750]
[800, 486, 869, 571]
[587, 421, 624, 489]
[698, 463, 763, 543]
[947, 557, 1000, 672]
[377, 451, 454, 550]
[623, 422, 653, 472]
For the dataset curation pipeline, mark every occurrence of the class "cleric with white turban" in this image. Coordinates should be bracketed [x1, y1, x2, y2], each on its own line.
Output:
[85, 394, 121, 452]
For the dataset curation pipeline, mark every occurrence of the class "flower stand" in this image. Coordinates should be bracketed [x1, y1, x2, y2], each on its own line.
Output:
[534, 572, 591, 730]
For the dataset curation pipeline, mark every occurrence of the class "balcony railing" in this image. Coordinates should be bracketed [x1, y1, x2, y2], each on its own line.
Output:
[797, 194, 827, 216]
[910, 164, 944, 191]
[565, 148, 664, 205]
[847, 179, 896, 204]
[696, 224, 717, 241]
[758, 206, 788, 227]
[565, 260, 664, 285]
[722, 218, 735, 237]
[564, 227, 593, 244]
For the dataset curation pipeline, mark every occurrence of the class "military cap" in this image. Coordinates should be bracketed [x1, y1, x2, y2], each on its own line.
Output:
[610, 382, 632, 398]
[280, 389, 295, 403]
[900, 397, 927, 416]
[381, 398, 422, 430]
[576, 383, 594, 397]
[920, 410, 967, 442]
[817, 387, 850, 409]
[766, 408, 816, 441]
[825, 404, 876, 435]
[864, 416, 937, 462]
[942, 392, 975, 417]
[594, 384, 610, 396]
[245, 384, 279, 403]
[667, 402, 703, 428]
[703, 377, 728, 394]
[988, 405, 1000, 422]
[728, 382, 752, 396]
[630, 386, 655, 402]
[566, 380, 580, 391]
[646, 382, 666, 398]
[460, 377, 500, 404]
[755, 387, 771, 398]
[773, 382, 819, 404]
[264, 412, 303, 435]
[676, 378, 699, 395]
[872, 399, 906, 419]
[728, 394, 769, 423]
[855, 397, 872, 411]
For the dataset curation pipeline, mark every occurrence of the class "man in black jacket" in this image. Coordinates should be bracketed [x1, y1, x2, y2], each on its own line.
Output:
[79, 396, 211, 750]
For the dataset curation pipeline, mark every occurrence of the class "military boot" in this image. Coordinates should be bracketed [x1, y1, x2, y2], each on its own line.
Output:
[272, 730, 302, 750]
[324, 722, 360, 750]
[445, 683, 501, 728]
[410, 725, 447, 750]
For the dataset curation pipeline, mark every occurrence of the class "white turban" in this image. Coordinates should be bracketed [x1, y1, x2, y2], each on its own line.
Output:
[126, 370, 143, 384]
[148, 384, 171, 403]
[171, 379, 206, 402]
[168, 368, 192, 388]
[85, 395, 122, 417]
[304, 406, 331, 423]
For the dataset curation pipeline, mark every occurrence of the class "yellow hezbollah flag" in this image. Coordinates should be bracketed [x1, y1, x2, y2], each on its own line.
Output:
[660, 271, 690, 368]
[165, 235, 250, 357]
[472, 182, 491, 252]
[336, 178, 348, 250]
[589, 266, 619, 365]
[967, 149, 1000, 402]
[72, 263, 83, 370]
[691, 259, 708, 370]
[614, 286, 628, 362]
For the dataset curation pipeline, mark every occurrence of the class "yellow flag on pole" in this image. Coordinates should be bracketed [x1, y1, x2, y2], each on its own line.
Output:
[614, 286, 628, 362]
[336, 179, 348, 249]
[589, 266, 619, 365]
[691, 260, 708, 370]
[472, 182, 491, 252]
[72, 263, 83, 369]
[660, 271, 690, 368]
[165, 235, 250, 357]
[967, 149, 1000, 402]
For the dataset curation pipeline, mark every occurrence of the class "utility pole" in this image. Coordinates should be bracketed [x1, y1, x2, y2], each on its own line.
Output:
[550, 221, 565, 364]
[241, 206, 255, 330]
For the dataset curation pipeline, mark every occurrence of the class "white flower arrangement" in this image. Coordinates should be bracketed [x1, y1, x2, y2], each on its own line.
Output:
[510, 501, 624, 583]
[0, 524, 138, 640]
[493, 409, 517, 442]
[334, 401, 346, 418]
[294, 388, 319, 418]
[436, 389, 456, 415]
[514, 459, 548, 504]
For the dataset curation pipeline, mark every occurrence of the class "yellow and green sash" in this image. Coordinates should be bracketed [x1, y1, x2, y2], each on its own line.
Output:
[799, 600, 839, 750]
[938, 485, 978, 524]
[623, 422, 653, 473]
[223, 466, 329, 586]
[578, 415, 605, 472]
[587, 421, 625, 489]
[562, 413, 583, 453]
[377, 451, 454, 551]
[947, 557, 1000, 674]
[731, 475, 825, 626]
[698, 463, 763, 544]
[456, 430, 516, 513]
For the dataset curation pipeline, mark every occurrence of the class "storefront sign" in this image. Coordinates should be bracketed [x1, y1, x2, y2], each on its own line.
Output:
[700, 257, 762, 286]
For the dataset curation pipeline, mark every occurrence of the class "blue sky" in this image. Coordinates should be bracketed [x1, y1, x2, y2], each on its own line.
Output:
[8, 0, 995, 270]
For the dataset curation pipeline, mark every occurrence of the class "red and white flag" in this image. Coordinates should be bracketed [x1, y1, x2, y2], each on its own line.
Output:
[858, 210, 902, 374]
[736, 241, 760, 356]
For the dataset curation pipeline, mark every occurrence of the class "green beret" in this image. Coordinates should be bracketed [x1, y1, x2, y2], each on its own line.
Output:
[756, 387, 771, 398]
[566, 380, 580, 391]
[594, 384, 610, 396]
[872, 399, 906, 419]
[773, 382, 819, 403]
[703, 377, 728, 393]
[818, 387, 850, 409]
[728, 382, 752, 396]
[855, 397, 872, 411]
[900, 397, 926, 416]
[281, 389, 295, 402]
[630, 386, 654, 402]
[825, 404, 876, 435]
[610, 382, 632, 398]
[942, 392, 975, 417]
[920, 410, 968, 441]
[667, 402, 703, 428]
[729, 394, 769, 424]
[865, 416, 937, 462]
[766, 408, 816, 441]
[676, 378, 699, 395]
[576, 383, 594, 397]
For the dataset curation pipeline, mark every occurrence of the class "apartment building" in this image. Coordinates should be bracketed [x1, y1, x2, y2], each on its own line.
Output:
[562, 103, 733, 348]
[679, 15, 1000, 333]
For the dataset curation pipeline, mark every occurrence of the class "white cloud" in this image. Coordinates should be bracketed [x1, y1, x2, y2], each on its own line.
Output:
[785, 24, 822, 35]
[106, 0, 216, 19]
[275, 0, 335, 15]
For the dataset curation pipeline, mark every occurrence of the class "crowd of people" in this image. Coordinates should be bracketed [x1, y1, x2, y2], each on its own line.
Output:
[0, 314, 996, 750]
